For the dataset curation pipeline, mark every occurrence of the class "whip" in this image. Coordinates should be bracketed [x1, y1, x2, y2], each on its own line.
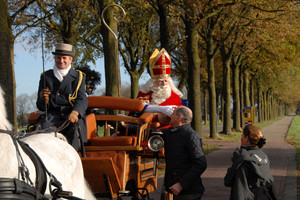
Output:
[40, 8, 48, 121]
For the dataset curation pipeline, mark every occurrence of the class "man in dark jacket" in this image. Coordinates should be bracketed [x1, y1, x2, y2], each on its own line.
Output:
[161, 106, 207, 200]
[36, 43, 88, 151]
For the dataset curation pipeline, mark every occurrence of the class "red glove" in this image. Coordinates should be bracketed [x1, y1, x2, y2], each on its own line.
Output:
[40, 88, 51, 104]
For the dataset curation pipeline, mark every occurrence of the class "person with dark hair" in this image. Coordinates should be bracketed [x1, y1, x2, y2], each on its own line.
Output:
[224, 125, 277, 200]
[75, 65, 101, 96]
[161, 106, 207, 200]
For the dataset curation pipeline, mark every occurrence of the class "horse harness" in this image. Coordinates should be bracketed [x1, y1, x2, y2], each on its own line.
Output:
[0, 129, 84, 200]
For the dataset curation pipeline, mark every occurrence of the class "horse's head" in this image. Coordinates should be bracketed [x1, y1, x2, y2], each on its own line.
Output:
[0, 86, 12, 130]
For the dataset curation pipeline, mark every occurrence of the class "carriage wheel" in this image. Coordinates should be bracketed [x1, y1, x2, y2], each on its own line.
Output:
[136, 187, 151, 200]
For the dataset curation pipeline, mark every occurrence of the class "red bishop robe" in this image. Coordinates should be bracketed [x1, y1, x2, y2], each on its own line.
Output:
[136, 90, 182, 128]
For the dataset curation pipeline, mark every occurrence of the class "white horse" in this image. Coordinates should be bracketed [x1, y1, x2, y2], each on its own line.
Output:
[0, 87, 96, 200]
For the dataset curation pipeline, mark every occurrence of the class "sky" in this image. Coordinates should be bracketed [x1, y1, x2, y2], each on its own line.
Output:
[14, 42, 44, 96]
[14, 42, 142, 97]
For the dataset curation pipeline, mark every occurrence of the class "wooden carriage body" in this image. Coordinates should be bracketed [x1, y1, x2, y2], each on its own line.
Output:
[82, 96, 162, 199]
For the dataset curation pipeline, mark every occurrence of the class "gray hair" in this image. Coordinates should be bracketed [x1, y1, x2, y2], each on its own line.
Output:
[175, 106, 193, 124]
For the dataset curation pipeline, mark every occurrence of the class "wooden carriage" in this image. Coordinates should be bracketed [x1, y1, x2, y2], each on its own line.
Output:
[27, 96, 165, 199]
[81, 96, 164, 199]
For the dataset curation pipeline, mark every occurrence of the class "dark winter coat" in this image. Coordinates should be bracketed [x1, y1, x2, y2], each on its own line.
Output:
[224, 145, 275, 200]
[161, 124, 207, 195]
[36, 68, 88, 148]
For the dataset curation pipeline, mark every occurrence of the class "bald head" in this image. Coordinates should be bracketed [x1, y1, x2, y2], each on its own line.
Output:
[169, 106, 193, 127]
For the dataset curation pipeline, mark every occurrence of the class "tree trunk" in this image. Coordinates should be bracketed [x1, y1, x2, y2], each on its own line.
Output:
[263, 91, 267, 121]
[250, 79, 255, 108]
[203, 88, 207, 125]
[244, 68, 250, 107]
[220, 44, 232, 134]
[0, 0, 17, 129]
[207, 36, 217, 138]
[219, 89, 224, 123]
[250, 79, 255, 123]
[256, 83, 262, 123]
[232, 60, 241, 131]
[261, 91, 264, 122]
[184, 17, 202, 134]
[100, 0, 120, 98]
[269, 91, 273, 120]
[266, 90, 270, 121]
[157, 0, 170, 52]
[243, 68, 251, 124]
[216, 89, 221, 123]
[130, 73, 140, 99]
[279, 101, 284, 117]
[222, 61, 231, 134]
[274, 97, 278, 119]
[240, 68, 244, 127]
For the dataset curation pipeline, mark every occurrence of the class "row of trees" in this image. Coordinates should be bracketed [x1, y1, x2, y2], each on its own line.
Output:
[1, 0, 300, 137]
[16, 93, 36, 127]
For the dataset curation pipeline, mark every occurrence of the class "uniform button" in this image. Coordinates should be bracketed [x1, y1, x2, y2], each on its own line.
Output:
[57, 93, 60, 96]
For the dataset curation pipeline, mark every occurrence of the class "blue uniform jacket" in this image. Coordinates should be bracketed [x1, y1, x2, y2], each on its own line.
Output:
[36, 68, 88, 142]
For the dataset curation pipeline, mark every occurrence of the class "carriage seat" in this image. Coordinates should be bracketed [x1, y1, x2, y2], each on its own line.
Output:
[86, 113, 97, 141]
[90, 136, 137, 146]
[86, 113, 138, 147]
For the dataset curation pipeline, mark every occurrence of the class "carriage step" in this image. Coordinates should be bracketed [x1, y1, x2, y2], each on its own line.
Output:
[140, 167, 155, 182]
[140, 160, 156, 182]
[141, 167, 154, 174]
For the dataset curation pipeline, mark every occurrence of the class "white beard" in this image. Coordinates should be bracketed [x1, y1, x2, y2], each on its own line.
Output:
[139, 77, 183, 105]
[150, 85, 171, 105]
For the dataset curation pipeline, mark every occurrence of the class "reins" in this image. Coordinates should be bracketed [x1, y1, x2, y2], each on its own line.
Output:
[12, 135, 34, 186]
[56, 120, 70, 134]
[0, 119, 70, 139]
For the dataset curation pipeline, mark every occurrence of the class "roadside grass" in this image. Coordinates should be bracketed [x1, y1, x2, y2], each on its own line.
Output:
[203, 131, 242, 142]
[286, 115, 300, 165]
[202, 142, 220, 154]
[285, 115, 300, 199]
[201, 116, 285, 143]
[254, 116, 285, 129]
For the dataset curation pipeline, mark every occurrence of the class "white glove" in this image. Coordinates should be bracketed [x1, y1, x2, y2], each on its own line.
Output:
[144, 105, 175, 116]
